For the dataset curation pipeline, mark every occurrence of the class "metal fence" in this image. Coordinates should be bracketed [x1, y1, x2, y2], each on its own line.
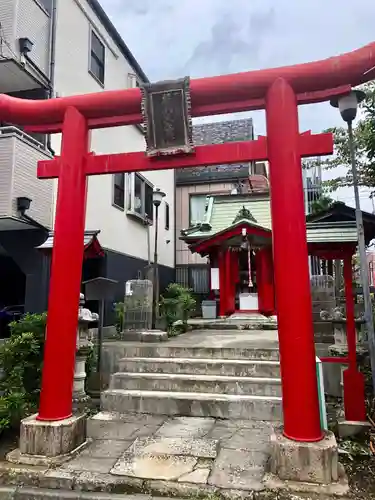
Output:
[176, 265, 210, 315]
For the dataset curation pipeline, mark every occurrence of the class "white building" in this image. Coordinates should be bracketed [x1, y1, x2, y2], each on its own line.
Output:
[0, 0, 175, 321]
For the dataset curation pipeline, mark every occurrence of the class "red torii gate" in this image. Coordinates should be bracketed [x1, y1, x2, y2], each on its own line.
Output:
[1, 42, 375, 443]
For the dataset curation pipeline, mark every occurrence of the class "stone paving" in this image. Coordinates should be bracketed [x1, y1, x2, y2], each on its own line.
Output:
[152, 328, 279, 349]
[58, 414, 273, 493]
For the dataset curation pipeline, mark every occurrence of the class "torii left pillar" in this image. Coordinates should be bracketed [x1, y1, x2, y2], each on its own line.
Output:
[17, 107, 89, 459]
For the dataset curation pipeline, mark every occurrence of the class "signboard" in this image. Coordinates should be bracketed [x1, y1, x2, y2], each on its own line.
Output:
[140, 77, 194, 157]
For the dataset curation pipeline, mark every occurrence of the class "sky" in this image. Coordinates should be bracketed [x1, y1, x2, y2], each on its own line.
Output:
[100, 0, 375, 211]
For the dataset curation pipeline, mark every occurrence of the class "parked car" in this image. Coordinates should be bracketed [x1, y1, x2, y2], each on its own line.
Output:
[0, 305, 24, 338]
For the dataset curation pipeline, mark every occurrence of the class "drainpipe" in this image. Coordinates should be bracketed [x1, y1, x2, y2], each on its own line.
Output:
[47, 0, 57, 155]
[147, 221, 151, 266]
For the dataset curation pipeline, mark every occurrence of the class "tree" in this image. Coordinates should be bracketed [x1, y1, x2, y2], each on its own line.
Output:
[310, 194, 334, 215]
[319, 81, 375, 191]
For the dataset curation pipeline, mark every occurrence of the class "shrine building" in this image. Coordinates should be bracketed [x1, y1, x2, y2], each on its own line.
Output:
[180, 192, 361, 318]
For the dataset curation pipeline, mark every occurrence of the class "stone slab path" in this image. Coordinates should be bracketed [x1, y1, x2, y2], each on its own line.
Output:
[58, 414, 273, 492]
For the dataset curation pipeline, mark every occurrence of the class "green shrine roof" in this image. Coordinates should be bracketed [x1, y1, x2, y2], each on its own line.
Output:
[181, 194, 358, 245]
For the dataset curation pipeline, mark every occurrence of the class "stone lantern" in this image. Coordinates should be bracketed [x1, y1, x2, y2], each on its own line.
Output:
[73, 293, 99, 411]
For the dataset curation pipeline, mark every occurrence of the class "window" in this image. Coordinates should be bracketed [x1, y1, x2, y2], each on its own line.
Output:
[90, 30, 105, 85]
[145, 183, 153, 221]
[189, 195, 208, 226]
[165, 202, 170, 230]
[128, 73, 140, 88]
[126, 173, 154, 222]
[134, 174, 143, 215]
[113, 173, 125, 209]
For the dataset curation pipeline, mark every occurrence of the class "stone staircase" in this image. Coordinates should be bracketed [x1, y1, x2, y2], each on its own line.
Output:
[91, 342, 282, 435]
[188, 313, 278, 331]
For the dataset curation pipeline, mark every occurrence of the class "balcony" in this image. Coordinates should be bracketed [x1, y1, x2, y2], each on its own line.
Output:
[0, 0, 52, 93]
[0, 127, 53, 229]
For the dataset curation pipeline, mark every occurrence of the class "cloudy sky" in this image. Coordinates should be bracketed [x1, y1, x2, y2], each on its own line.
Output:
[101, 0, 375, 210]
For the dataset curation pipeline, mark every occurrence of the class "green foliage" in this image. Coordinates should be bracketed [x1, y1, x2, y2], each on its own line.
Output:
[310, 194, 334, 215]
[0, 312, 95, 432]
[160, 283, 196, 334]
[0, 313, 47, 432]
[319, 81, 375, 190]
[114, 302, 124, 333]
[84, 343, 97, 381]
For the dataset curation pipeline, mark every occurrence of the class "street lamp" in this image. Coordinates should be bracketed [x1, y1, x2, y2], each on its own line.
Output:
[330, 89, 375, 391]
[152, 188, 166, 329]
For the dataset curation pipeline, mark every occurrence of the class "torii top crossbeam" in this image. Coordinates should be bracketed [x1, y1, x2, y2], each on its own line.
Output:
[0, 42, 375, 132]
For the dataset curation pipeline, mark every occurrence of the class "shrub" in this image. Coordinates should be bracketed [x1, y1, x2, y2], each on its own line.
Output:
[113, 302, 124, 334]
[160, 283, 196, 335]
[0, 313, 46, 432]
[0, 312, 95, 433]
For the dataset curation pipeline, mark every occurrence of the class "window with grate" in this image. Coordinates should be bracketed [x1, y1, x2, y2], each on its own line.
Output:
[175, 265, 209, 294]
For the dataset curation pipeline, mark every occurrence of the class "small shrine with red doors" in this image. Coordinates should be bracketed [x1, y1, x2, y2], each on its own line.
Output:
[181, 192, 360, 318]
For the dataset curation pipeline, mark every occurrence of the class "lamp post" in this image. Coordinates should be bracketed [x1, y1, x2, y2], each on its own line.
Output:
[152, 188, 166, 329]
[330, 89, 375, 392]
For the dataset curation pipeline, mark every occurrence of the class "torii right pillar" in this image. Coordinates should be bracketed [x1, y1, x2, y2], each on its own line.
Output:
[265, 78, 341, 488]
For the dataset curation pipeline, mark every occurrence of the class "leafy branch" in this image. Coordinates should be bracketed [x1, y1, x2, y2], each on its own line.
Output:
[319, 81, 375, 191]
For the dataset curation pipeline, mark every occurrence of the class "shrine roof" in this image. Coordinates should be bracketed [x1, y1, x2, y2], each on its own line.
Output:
[181, 194, 358, 248]
[306, 201, 375, 245]
[182, 194, 272, 239]
[36, 229, 105, 258]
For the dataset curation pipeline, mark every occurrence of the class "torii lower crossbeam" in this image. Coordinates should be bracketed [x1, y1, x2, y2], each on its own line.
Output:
[37, 132, 333, 179]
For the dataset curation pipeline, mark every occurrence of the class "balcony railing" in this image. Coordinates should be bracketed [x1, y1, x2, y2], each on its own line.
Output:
[0, 126, 46, 150]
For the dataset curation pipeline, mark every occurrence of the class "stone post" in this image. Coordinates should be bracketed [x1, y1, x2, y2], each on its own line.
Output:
[329, 318, 368, 395]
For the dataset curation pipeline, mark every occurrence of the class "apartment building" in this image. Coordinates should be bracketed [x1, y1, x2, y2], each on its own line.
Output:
[0, 0, 175, 321]
[175, 118, 268, 304]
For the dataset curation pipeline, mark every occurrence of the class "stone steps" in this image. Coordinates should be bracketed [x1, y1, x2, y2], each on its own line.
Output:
[118, 357, 280, 378]
[99, 340, 282, 421]
[101, 389, 282, 420]
[188, 318, 278, 331]
[111, 372, 282, 396]
[117, 345, 280, 360]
